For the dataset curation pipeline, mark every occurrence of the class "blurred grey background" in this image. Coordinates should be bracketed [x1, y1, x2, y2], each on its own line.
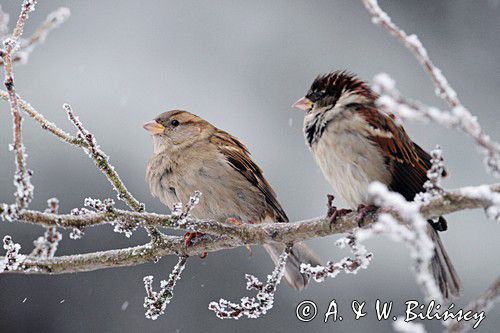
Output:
[0, 0, 498, 332]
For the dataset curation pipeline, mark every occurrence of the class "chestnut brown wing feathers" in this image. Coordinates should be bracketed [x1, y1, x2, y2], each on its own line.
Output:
[209, 130, 289, 223]
[358, 108, 432, 200]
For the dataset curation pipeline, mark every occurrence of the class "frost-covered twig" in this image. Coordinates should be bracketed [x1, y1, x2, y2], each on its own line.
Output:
[1, 235, 25, 272]
[300, 233, 372, 282]
[447, 276, 500, 333]
[0, 183, 497, 276]
[208, 244, 291, 319]
[0, 1, 38, 210]
[415, 146, 445, 205]
[373, 73, 500, 176]
[1, 183, 497, 236]
[362, 0, 459, 109]
[30, 198, 62, 258]
[143, 255, 188, 320]
[63, 103, 161, 239]
[363, 0, 499, 175]
[458, 185, 500, 221]
[359, 182, 443, 302]
[0, 7, 70, 66]
[0, 179, 496, 275]
[0, 90, 84, 145]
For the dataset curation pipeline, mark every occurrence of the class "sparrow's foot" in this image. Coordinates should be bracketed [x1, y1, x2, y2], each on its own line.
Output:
[326, 194, 352, 225]
[183, 232, 208, 258]
[329, 208, 353, 225]
[226, 217, 242, 226]
[355, 204, 377, 227]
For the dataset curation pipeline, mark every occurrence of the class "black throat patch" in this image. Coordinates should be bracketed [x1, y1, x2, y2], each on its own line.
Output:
[304, 111, 329, 147]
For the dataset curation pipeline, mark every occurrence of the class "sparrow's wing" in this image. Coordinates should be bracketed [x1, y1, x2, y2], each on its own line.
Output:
[358, 108, 436, 200]
[209, 130, 289, 222]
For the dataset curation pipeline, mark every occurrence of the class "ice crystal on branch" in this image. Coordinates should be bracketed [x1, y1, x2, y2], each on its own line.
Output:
[301, 233, 372, 282]
[364, 182, 442, 302]
[31, 198, 62, 258]
[458, 185, 500, 221]
[69, 226, 85, 240]
[171, 191, 202, 228]
[1, 235, 25, 272]
[0, 203, 17, 222]
[365, 0, 500, 176]
[415, 146, 446, 205]
[143, 256, 188, 320]
[208, 245, 291, 319]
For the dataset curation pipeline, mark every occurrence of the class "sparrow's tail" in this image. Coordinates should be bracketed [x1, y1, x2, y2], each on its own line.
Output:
[263, 242, 322, 291]
[427, 222, 461, 300]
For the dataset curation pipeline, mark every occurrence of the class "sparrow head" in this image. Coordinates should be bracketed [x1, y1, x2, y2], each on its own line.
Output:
[293, 70, 375, 113]
[143, 110, 214, 153]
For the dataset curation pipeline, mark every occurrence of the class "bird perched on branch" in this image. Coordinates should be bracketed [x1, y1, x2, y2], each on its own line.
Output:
[144, 110, 321, 291]
[293, 71, 460, 299]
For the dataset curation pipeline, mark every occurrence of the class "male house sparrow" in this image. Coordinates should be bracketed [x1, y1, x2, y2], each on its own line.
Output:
[293, 71, 460, 299]
[144, 110, 321, 290]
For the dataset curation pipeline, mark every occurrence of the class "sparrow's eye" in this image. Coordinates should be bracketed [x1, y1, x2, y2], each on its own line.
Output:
[171, 119, 180, 127]
[310, 90, 325, 102]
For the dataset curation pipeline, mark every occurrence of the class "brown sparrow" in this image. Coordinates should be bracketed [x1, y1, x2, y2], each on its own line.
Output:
[144, 110, 321, 291]
[293, 71, 460, 299]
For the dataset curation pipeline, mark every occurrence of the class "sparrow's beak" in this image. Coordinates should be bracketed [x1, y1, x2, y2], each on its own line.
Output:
[292, 97, 313, 111]
[143, 120, 165, 135]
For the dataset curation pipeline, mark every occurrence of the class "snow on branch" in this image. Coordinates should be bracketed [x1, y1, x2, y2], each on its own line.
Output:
[372, 73, 500, 176]
[0, 6, 70, 66]
[0, 0, 497, 327]
[362, 0, 500, 176]
[300, 233, 372, 282]
[1, 235, 25, 272]
[30, 198, 62, 258]
[360, 182, 443, 302]
[0, 0, 37, 211]
[143, 256, 188, 320]
[209, 244, 291, 319]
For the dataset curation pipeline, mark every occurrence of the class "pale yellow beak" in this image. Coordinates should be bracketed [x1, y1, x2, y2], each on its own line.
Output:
[292, 97, 313, 111]
[143, 120, 165, 135]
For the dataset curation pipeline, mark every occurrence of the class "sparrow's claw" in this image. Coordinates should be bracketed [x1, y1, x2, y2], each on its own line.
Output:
[328, 208, 353, 225]
[326, 194, 336, 218]
[183, 232, 208, 258]
[326, 194, 352, 225]
[226, 217, 242, 226]
[355, 204, 377, 227]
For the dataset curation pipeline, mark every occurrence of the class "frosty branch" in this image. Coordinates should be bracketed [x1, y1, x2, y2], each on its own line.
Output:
[0, 183, 498, 274]
[0, 0, 498, 326]
[362, 0, 500, 176]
